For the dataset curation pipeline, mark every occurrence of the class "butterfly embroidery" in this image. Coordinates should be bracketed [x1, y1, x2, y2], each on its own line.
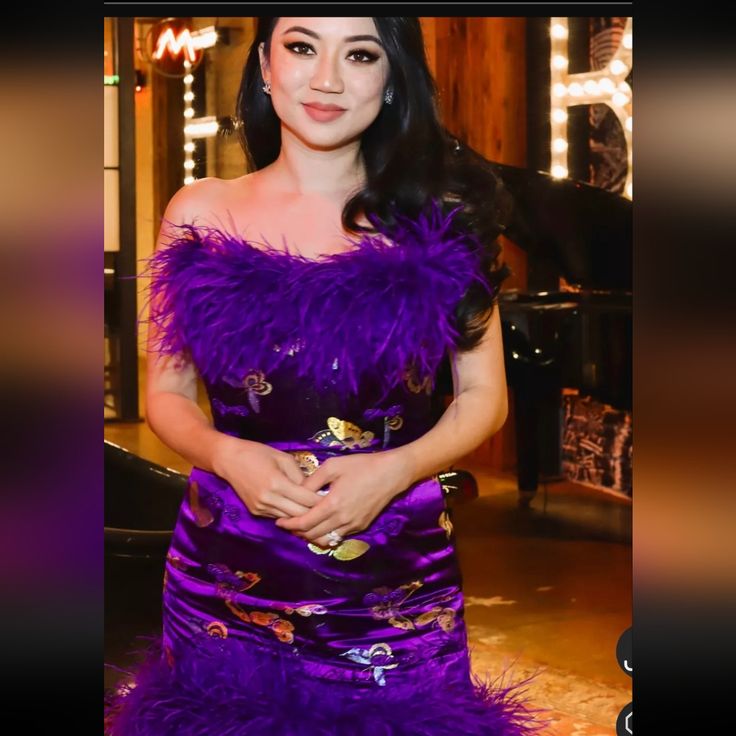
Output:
[207, 563, 262, 598]
[307, 538, 371, 561]
[364, 580, 423, 630]
[310, 417, 375, 450]
[282, 603, 327, 617]
[340, 642, 399, 686]
[224, 600, 295, 644]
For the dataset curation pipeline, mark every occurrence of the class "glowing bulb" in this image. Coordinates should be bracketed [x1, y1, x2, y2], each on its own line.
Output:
[610, 59, 628, 76]
[184, 159, 195, 170]
[184, 176, 195, 186]
[552, 55, 568, 70]
[583, 80, 600, 96]
[612, 91, 629, 107]
[625, 116, 633, 132]
[183, 74, 194, 85]
[599, 77, 615, 94]
[184, 142, 195, 153]
[568, 82, 583, 97]
[551, 23, 568, 39]
[626, 182, 632, 198]
[553, 138, 568, 153]
[184, 107, 194, 118]
[184, 118, 219, 137]
[551, 165, 568, 179]
[553, 83, 568, 97]
[552, 108, 568, 123]
[623, 34, 633, 50]
[183, 92, 194, 102]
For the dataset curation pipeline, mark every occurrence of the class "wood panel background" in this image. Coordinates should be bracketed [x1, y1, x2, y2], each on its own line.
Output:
[421, 17, 529, 472]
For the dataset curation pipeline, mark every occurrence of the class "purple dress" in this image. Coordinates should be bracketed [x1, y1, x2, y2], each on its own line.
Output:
[104, 202, 550, 735]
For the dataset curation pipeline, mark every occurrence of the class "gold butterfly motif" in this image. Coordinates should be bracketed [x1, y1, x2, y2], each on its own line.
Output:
[290, 451, 320, 477]
[438, 510, 454, 539]
[311, 417, 374, 449]
[206, 621, 229, 639]
[307, 538, 371, 561]
[367, 580, 423, 630]
[283, 603, 327, 616]
[403, 365, 433, 395]
[386, 415, 404, 431]
[413, 606, 457, 633]
[242, 370, 273, 414]
[224, 600, 295, 643]
[339, 642, 399, 686]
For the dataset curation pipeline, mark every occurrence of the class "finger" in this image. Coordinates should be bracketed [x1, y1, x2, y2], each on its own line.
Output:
[301, 462, 337, 494]
[268, 497, 313, 518]
[276, 500, 333, 532]
[311, 524, 353, 548]
[278, 454, 307, 485]
[302, 517, 349, 543]
[256, 505, 288, 519]
[279, 478, 324, 509]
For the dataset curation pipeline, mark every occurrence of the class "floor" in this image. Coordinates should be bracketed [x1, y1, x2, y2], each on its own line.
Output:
[105, 363, 631, 735]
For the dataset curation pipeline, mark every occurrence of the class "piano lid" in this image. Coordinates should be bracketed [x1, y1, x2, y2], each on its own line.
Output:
[489, 162, 632, 292]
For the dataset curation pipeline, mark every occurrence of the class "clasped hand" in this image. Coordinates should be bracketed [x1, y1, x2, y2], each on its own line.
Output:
[276, 451, 413, 548]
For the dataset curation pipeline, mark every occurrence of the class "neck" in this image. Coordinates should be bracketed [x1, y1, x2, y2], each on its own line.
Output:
[268, 126, 366, 199]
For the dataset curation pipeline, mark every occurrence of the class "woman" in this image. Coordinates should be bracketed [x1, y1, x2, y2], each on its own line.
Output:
[105, 17, 549, 735]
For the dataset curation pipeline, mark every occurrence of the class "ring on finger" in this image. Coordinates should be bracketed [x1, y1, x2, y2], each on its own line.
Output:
[326, 529, 343, 547]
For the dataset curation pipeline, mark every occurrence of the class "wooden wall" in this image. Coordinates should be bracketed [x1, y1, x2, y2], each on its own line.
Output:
[421, 17, 529, 472]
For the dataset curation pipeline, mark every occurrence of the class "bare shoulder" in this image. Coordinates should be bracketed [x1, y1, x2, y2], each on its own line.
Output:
[161, 177, 231, 228]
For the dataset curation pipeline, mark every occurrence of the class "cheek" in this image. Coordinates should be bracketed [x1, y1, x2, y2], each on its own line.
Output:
[344, 79, 387, 121]
[352, 67, 389, 100]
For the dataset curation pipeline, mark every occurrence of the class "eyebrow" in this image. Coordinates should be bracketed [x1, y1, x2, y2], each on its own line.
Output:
[281, 25, 383, 46]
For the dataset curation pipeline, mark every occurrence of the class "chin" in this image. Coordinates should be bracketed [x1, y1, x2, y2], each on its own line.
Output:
[286, 123, 362, 150]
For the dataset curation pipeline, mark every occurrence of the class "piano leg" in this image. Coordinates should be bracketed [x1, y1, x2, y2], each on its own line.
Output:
[511, 364, 563, 507]
[513, 382, 540, 506]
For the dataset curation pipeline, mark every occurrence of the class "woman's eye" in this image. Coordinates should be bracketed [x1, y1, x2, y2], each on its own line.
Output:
[348, 49, 379, 64]
[285, 42, 314, 55]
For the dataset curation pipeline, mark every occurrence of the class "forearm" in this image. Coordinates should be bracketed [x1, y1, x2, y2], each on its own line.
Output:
[145, 391, 242, 476]
[389, 386, 508, 486]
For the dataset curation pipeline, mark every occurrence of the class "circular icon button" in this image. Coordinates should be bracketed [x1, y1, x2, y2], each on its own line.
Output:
[616, 626, 632, 676]
[616, 702, 633, 735]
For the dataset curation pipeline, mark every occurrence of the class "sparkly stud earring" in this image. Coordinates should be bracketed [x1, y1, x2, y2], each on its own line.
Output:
[384, 86, 394, 105]
[262, 80, 271, 95]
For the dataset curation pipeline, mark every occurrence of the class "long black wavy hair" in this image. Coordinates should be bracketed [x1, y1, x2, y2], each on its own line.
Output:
[235, 17, 512, 351]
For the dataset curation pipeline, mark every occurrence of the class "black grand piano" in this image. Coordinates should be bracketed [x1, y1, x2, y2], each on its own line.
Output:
[487, 163, 631, 504]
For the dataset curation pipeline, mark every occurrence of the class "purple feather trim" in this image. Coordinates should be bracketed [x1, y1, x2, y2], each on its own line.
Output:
[105, 634, 552, 736]
[136, 199, 493, 402]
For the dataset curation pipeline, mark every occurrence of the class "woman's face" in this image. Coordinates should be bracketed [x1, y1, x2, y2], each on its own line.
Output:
[259, 18, 390, 150]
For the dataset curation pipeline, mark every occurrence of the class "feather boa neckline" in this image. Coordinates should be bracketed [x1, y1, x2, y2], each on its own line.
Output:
[138, 199, 493, 402]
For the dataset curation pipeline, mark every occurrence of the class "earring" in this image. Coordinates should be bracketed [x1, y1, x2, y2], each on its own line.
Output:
[384, 86, 394, 105]
[262, 80, 271, 95]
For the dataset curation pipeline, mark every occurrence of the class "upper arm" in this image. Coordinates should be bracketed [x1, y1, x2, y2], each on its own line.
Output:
[145, 180, 216, 404]
[449, 305, 508, 417]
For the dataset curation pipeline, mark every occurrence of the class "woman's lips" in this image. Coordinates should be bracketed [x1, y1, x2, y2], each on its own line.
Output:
[302, 103, 347, 122]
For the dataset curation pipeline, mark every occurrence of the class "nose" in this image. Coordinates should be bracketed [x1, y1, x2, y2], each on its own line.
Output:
[309, 50, 344, 94]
